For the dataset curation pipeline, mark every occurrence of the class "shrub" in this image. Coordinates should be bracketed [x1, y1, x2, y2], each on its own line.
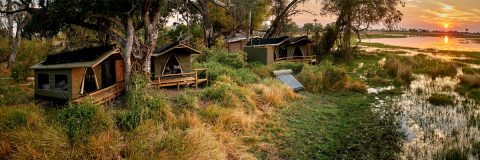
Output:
[425, 62, 457, 78]
[115, 109, 141, 131]
[0, 105, 70, 159]
[0, 111, 27, 130]
[195, 47, 257, 84]
[201, 76, 256, 109]
[274, 62, 304, 74]
[10, 63, 31, 82]
[459, 74, 480, 88]
[252, 79, 299, 108]
[126, 120, 227, 160]
[385, 57, 413, 84]
[200, 61, 257, 84]
[0, 80, 32, 105]
[57, 102, 113, 145]
[347, 81, 369, 93]
[428, 94, 455, 106]
[297, 62, 352, 92]
[176, 93, 199, 109]
[439, 148, 468, 160]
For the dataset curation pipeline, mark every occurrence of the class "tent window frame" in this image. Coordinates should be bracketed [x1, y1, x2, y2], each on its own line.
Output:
[37, 73, 50, 90]
[54, 74, 69, 92]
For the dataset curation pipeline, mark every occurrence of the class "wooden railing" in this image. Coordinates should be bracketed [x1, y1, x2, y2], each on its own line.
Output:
[275, 55, 317, 64]
[73, 82, 125, 104]
[151, 68, 208, 90]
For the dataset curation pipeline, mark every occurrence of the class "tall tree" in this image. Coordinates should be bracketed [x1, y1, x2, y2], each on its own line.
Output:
[187, 0, 232, 48]
[320, 0, 404, 60]
[263, 0, 308, 39]
[2, 0, 179, 92]
[4, 0, 30, 69]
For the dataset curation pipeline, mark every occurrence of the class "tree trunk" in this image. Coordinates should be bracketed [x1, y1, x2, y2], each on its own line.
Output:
[123, 15, 134, 93]
[6, 0, 14, 69]
[199, 0, 214, 48]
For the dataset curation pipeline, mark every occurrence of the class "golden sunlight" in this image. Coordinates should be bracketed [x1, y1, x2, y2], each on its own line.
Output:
[443, 23, 449, 29]
[444, 36, 449, 44]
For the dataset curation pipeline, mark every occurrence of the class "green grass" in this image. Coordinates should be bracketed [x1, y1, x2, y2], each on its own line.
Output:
[428, 94, 455, 106]
[262, 92, 404, 159]
[360, 33, 408, 39]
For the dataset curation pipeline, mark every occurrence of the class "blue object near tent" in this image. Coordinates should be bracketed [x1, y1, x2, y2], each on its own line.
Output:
[273, 69, 304, 91]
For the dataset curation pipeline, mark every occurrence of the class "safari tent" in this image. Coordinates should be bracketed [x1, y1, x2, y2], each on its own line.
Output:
[244, 36, 316, 65]
[31, 45, 125, 103]
[150, 41, 208, 89]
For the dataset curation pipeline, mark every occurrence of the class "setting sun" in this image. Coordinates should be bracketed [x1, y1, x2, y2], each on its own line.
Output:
[443, 23, 449, 29]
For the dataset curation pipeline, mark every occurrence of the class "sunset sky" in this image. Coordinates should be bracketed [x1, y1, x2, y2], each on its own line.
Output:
[293, 0, 480, 32]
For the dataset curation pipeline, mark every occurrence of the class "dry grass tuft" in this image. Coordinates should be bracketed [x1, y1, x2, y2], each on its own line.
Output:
[459, 74, 480, 88]
[385, 57, 413, 84]
[252, 79, 300, 108]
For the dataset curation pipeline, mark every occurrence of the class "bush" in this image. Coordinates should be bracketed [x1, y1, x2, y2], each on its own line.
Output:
[428, 94, 455, 106]
[459, 74, 480, 88]
[297, 62, 352, 92]
[0, 111, 27, 130]
[438, 148, 468, 160]
[200, 60, 257, 84]
[176, 93, 199, 109]
[385, 57, 413, 84]
[252, 79, 299, 108]
[57, 102, 113, 145]
[11, 63, 31, 82]
[126, 120, 227, 159]
[0, 80, 32, 105]
[201, 75, 256, 109]
[0, 105, 70, 159]
[274, 63, 304, 74]
[195, 47, 258, 84]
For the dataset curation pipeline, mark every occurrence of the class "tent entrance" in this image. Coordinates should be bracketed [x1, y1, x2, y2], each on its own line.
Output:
[162, 54, 183, 75]
[101, 60, 116, 88]
[293, 46, 303, 57]
[83, 68, 98, 94]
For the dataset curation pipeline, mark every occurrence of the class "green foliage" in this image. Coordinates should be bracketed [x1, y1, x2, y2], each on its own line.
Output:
[195, 48, 258, 84]
[297, 62, 350, 92]
[385, 57, 414, 84]
[0, 110, 28, 130]
[314, 23, 337, 57]
[11, 64, 30, 82]
[274, 62, 304, 74]
[267, 92, 404, 159]
[428, 94, 455, 106]
[115, 109, 141, 131]
[176, 93, 199, 109]
[57, 102, 112, 145]
[439, 148, 468, 160]
[200, 75, 255, 109]
[0, 80, 32, 105]
[116, 73, 170, 131]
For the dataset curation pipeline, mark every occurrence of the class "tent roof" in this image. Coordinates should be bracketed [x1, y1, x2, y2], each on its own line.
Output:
[246, 36, 312, 47]
[152, 41, 201, 57]
[31, 45, 121, 70]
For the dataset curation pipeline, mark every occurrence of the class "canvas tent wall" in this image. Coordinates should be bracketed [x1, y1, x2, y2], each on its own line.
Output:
[244, 36, 313, 64]
[31, 45, 123, 101]
[151, 41, 201, 78]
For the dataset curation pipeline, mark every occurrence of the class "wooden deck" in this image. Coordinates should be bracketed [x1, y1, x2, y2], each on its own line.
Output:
[275, 55, 317, 64]
[73, 82, 125, 104]
[151, 68, 208, 90]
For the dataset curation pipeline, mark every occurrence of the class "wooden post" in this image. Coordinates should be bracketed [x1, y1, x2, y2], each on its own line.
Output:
[195, 71, 198, 89]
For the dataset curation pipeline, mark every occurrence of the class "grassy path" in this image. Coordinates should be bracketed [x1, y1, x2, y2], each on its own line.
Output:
[264, 91, 403, 159]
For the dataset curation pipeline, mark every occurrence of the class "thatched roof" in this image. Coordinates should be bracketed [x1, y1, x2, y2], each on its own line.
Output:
[31, 45, 120, 69]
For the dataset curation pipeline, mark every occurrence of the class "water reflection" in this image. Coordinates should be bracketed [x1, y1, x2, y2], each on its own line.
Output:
[373, 74, 480, 159]
[366, 36, 480, 52]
